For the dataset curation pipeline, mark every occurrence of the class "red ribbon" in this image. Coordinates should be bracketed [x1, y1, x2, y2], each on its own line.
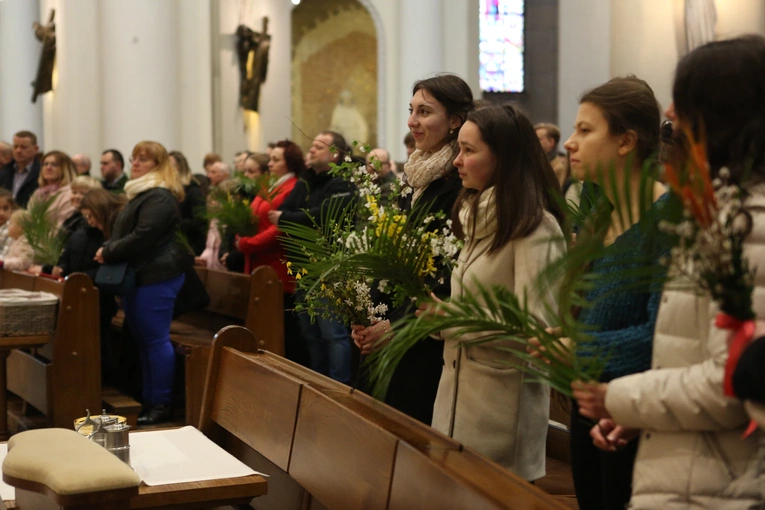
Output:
[716, 313, 758, 438]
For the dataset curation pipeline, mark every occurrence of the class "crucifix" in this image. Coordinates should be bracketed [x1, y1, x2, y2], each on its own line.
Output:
[236, 17, 271, 113]
[32, 9, 56, 103]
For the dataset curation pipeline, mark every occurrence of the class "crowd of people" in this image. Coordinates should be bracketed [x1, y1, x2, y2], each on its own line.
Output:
[1, 33, 764, 508]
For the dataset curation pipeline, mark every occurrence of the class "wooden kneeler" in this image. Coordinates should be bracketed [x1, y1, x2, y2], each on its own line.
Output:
[3, 429, 140, 509]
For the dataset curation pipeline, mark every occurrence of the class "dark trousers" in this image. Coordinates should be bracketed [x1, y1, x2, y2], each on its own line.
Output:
[123, 274, 185, 405]
[570, 400, 639, 510]
[283, 293, 309, 367]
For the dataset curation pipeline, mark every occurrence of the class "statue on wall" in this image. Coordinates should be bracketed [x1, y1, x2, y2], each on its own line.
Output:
[32, 9, 56, 103]
[236, 17, 270, 113]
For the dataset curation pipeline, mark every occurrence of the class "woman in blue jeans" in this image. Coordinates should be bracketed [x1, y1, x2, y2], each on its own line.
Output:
[96, 141, 187, 425]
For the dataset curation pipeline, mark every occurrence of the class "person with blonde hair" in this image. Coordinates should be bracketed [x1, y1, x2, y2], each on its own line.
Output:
[28, 150, 77, 228]
[95, 140, 186, 425]
[3, 209, 34, 271]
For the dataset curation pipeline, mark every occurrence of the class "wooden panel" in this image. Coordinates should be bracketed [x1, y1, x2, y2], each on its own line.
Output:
[224, 434, 306, 510]
[244, 266, 283, 355]
[204, 269, 250, 320]
[0, 271, 36, 291]
[206, 348, 302, 471]
[407, 446, 571, 510]
[7, 350, 48, 414]
[289, 386, 398, 510]
[184, 344, 211, 427]
[48, 273, 101, 429]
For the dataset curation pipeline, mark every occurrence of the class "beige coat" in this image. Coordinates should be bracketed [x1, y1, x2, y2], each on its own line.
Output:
[432, 189, 565, 481]
[606, 183, 765, 509]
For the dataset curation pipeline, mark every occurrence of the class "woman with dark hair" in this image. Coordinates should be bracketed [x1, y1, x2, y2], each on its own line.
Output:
[237, 140, 306, 364]
[419, 103, 564, 479]
[547, 75, 666, 510]
[575, 35, 765, 509]
[169, 150, 206, 256]
[352, 73, 474, 424]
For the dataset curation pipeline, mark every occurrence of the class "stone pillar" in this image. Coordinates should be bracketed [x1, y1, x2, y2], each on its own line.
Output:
[557, 0, 611, 142]
[99, 0, 181, 166]
[0, 0, 44, 145]
[38, 0, 101, 166]
[397, 0, 444, 157]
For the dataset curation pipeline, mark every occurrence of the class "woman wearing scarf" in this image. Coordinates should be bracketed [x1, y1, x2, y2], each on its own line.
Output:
[95, 141, 187, 426]
[351, 74, 474, 424]
[237, 140, 306, 365]
[29, 150, 77, 228]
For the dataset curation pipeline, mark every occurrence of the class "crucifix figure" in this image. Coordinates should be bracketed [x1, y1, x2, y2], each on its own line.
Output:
[236, 17, 271, 113]
[32, 9, 56, 103]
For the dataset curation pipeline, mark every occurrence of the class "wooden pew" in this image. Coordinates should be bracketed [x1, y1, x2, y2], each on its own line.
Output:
[199, 326, 569, 510]
[0, 270, 100, 436]
[170, 265, 284, 426]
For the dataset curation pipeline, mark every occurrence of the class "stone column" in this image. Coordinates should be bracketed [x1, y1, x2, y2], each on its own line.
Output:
[397, 0, 444, 158]
[99, 0, 181, 165]
[0, 0, 44, 144]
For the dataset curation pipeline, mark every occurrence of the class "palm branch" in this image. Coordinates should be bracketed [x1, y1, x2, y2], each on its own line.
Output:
[22, 194, 66, 266]
[367, 158, 674, 398]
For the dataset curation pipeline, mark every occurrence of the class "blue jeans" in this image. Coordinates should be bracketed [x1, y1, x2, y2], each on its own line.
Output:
[123, 273, 185, 405]
[298, 312, 352, 384]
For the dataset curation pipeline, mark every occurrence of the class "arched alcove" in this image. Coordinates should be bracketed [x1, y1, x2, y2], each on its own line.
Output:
[291, 0, 378, 151]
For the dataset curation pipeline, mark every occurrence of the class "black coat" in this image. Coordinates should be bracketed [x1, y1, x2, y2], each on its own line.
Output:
[278, 168, 356, 228]
[102, 187, 186, 286]
[180, 181, 207, 256]
[733, 335, 765, 403]
[0, 159, 40, 208]
[55, 225, 104, 279]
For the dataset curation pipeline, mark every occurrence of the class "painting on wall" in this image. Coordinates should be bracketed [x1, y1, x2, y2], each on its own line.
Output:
[291, 0, 378, 152]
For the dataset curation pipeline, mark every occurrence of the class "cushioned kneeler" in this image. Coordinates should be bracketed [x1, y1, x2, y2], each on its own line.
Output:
[3, 428, 140, 509]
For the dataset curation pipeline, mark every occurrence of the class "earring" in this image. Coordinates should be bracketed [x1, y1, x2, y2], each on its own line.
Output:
[449, 128, 454, 135]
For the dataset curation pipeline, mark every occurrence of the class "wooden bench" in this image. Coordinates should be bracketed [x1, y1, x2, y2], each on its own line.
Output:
[199, 325, 569, 510]
[113, 265, 284, 426]
[0, 270, 100, 438]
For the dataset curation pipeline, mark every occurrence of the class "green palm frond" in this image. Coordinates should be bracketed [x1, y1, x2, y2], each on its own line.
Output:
[368, 157, 673, 398]
[22, 194, 66, 266]
[206, 187, 258, 239]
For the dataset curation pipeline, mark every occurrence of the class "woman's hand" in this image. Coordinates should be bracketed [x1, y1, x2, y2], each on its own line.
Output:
[51, 266, 63, 278]
[267, 210, 282, 225]
[94, 248, 104, 264]
[194, 256, 207, 267]
[572, 381, 611, 420]
[527, 327, 573, 366]
[415, 292, 446, 318]
[27, 265, 43, 275]
[220, 252, 229, 265]
[351, 320, 393, 355]
[590, 418, 639, 452]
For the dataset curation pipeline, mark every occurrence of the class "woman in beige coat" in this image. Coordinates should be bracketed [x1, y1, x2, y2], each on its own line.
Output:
[421, 104, 565, 480]
[575, 36, 765, 509]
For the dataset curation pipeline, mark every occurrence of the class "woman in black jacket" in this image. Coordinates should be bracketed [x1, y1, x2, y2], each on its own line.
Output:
[350, 74, 474, 424]
[95, 141, 187, 425]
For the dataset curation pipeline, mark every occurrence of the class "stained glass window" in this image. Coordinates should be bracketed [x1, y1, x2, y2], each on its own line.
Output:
[479, 0, 525, 93]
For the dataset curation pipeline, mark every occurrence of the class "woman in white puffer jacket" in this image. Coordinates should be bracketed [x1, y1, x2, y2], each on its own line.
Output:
[574, 35, 765, 509]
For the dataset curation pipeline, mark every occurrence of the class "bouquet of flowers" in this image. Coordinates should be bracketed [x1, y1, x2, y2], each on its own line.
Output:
[278, 142, 462, 326]
[657, 129, 756, 401]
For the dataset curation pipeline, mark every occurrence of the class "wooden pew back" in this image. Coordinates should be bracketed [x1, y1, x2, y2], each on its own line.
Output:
[1, 271, 100, 429]
[200, 326, 569, 510]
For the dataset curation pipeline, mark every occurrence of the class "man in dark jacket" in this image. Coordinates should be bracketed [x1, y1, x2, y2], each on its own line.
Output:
[0, 131, 40, 208]
[268, 130, 356, 384]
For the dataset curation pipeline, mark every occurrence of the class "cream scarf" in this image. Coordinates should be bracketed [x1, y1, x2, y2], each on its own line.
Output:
[124, 171, 168, 200]
[404, 141, 457, 203]
[458, 187, 497, 243]
[268, 172, 295, 192]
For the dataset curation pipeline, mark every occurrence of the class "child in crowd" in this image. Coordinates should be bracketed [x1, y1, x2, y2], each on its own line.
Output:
[0, 190, 17, 260]
[3, 210, 34, 271]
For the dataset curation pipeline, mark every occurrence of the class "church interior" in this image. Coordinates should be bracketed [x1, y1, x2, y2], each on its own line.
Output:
[0, 0, 763, 509]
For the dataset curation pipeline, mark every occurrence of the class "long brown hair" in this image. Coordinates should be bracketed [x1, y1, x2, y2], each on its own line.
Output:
[453, 104, 564, 253]
[39, 150, 77, 187]
[579, 75, 661, 165]
[80, 188, 127, 239]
